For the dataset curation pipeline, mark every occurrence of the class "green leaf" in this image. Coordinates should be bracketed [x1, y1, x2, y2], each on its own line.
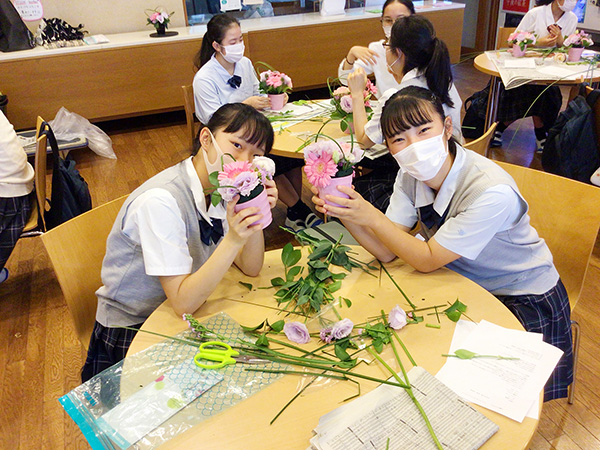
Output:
[271, 277, 285, 286]
[208, 171, 219, 187]
[373, 338, 384, 353]
[444, 299, 467, 322]
[282, 243, 302, 268]
[239, 281, 253, 291]
[270, 320, 285, 332]
[328, 280, 342, 293]
[286, 265, 302, 281]
[309, 242, 333, 260]
[241, 321, 265, 332]
[256, 333, 270, 347]
[454, 349, 477, 359]
[211, 192, 222, 207]
[331, 272, 347, 280]
[343, 297, 352, 308]
[335, 344, 351, 361]
[315, 268, 333, 281]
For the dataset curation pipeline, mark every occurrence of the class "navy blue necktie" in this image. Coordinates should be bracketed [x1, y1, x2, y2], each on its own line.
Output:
[418, 204, 448, 232]
[227, 75, 242, 89]
[199, 217, 224, 245]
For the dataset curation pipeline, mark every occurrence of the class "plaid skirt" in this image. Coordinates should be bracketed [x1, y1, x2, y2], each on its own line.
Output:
[496, 279, 573, 402]
[497, 84, 562, 127]
[269, 154, 304, 177]
[354, 154, 399, 213]
[81, 321, 143, 383]
[0, 194, 32, 270]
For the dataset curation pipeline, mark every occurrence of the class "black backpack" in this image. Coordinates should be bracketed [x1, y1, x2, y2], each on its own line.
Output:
[461, 84, 490, 140]
[0, 0, 34, 52]
[542, 88, 600, 184]
[41, 122, 93, 229]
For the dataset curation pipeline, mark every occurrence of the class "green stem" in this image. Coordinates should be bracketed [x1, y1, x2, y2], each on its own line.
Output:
[378, 261, 416, 309]
[270, 370, 326, 425]
[391, 330, 417, 367]
[124, 327, 205, 347]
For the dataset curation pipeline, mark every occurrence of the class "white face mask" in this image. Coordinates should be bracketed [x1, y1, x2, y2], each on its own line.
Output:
[559, 0, 577, 12]
[392, 130, 449, 181]
[383, 25, 392, 39]
[221, 42, 245, 64]
[202, 130, 229, 175]
[386, 55, 401, 75]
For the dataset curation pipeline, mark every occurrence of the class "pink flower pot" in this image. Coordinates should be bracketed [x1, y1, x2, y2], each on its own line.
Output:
[269, 94, 286, 111]
[234, 187, 272, 229]
[568, 47, 584, 62]
[318, 174, 353, 207]
[512, 43, 526, 57]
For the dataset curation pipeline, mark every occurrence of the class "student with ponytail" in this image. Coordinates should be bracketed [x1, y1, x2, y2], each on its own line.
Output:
[348, 14, 462, 211]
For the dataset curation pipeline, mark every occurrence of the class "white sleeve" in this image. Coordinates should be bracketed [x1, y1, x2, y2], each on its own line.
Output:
[561, 12, 578, 37]
[516, 10, 536, 33]
[433, 185, 524, 260]
[385, 173, 419, 228]
[193, 74, 223, 124]
[122, 189, 194, 276]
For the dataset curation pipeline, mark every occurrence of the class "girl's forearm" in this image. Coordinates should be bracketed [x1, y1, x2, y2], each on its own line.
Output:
[351, 94, 375, 148]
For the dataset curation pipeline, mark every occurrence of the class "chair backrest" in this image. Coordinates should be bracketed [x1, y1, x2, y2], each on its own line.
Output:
[35, 118, 48, 231]
[464, 122, 498, 157]
[497, 27, 516, 50]
[496, 161, 600, 309]
[41, 195, 127, 350]
[182, 85, 197, 151]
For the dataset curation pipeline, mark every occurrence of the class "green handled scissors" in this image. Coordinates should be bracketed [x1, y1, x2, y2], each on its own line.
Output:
[194, 341, 269, 369]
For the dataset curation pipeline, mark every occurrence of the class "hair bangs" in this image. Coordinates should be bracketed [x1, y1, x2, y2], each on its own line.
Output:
[223, 110, 274, 154]
[381, 95, 435, 139]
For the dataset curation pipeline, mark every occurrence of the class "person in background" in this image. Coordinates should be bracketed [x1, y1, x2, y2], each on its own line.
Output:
[338, 0, 415, 98]
[312, 86, 573, 402]
[193, 13, 322, 231]
[0, 110, 34, 285]
[492, 0, 578, 151]
[348, 14, 462, 212]
[81, 104, 278, 381]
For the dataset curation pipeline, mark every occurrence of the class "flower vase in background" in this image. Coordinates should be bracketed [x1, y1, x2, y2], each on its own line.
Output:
[156, 23, 166, 35]
[568, 47, 584, 62]
[564, 30, 594, 62]
[507, 31, 536, 57]
[329, 79, 377, 134]
[512, 44, 526, 57]
[146, 7, 176, 37]
[303, 139, 365, 208]
[268, 93, 286, 111]
[258, 65, 293, 111]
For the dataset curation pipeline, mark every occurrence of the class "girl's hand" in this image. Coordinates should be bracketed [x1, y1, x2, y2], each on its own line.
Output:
[244, 96, 271, 110]
[547, 24, 561, 38]
[283, 92, 289, 106]
[347, 68, 368, 96]
[264, 178, 278, 209]
[347, 46, 378, 66]
[310, 185, 327, 215]
[320, 185, 378, 227]
[536, 34, 557, 48]
[225, 197, 263, 245]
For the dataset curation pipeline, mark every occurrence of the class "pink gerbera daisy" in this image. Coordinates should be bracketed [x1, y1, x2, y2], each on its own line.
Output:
[304, 151, 337, 188]
[218, 161, 252, 182]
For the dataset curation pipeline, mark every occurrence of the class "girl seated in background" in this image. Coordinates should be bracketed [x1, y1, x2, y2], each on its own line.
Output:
[193, 13, 321, 231]
[492, 0, 578, 152]
[82, 104, 278, 381]
[348, 14, 462, 212]
[338, 0, 415, 97]
[312, 86, 573, 402]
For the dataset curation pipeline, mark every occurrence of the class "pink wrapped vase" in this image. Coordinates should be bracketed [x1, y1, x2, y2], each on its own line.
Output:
[568, 47, 584, 62]
[318, 174, 353, 207]
[512, 43, 526, 57]
[269, 94, 286, 111]
[234, 187, 272, 229]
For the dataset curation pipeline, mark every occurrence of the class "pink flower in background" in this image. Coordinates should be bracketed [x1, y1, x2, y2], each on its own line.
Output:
[258, 69, 293, 94]
[304, 151, 338, 188]
[388, 305, 407, 330]
[218, 161, 252, 182]
[320, 327, 334, 344]
[150, 12, 160, 22]
[332, 86, 350, 100]
[282, 75, 293, 89]
[283, 322, 311, 344]
[339, 95, 353, 114]
[267, 74, 283, 88]
[252, 156, 276, 182]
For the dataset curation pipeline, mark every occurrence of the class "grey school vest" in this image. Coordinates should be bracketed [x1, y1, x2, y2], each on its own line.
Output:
[96, 161, 213, 327]
[401, 149, 559, 296]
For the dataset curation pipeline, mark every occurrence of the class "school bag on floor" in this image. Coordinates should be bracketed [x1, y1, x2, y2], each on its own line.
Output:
[542, 87, 600, 184]
[41, 122, 93, 229]
[461, 84, 489, 140]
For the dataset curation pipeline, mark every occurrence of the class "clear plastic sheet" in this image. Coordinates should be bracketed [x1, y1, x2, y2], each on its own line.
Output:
[60, 313, 287, 449]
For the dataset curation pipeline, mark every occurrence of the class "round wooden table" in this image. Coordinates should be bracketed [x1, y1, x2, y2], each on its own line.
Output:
[128, 246, 541, 450]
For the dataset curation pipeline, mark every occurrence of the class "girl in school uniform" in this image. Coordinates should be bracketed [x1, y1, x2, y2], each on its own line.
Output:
[81, 103, 278, 381]
[348, 14, 462, 212]
[337, 0, 415, 98]
[193, 13, 321, 231]
[313, 86, 573, 401]
[492, 0, 578, 151]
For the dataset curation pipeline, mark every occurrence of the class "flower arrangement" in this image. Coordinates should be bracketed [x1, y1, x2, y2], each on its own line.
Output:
[507, 30, 536, 51]
[146, 7, 174, 32]
[258, 70, 293, 95]
[210, 156, 275, 206]
[303, 139, 364, 188]
[329, 79, 377, 132]
[563, 29, 594, 48]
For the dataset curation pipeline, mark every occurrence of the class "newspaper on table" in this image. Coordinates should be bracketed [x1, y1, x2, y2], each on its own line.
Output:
[309, 366, 498, 450]
[485, 50, 599, 90]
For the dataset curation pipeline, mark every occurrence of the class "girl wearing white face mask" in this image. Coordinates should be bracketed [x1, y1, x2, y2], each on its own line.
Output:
[491, 0, 578, 151]
[338, 0, 414, 99]
[311, 86, 573, 403]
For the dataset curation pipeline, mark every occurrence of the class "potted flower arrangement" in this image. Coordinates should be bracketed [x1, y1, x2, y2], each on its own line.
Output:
[329, 79, 377, 133]
[258, 70, 293, 111]
[303, 138, 365, 207]
[563, 30, 594, 62]
[146, 7, 174, 36]
[507, 31, 536, 58]
[210, 156, 275, 229]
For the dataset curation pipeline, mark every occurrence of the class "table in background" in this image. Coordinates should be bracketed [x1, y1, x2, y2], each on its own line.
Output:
[128, 246, 541, 450]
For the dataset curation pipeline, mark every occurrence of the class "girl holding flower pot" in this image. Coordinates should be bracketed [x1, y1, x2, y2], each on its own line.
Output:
[312, 86, 573, 403]
[193, 14, 321, 232]
[492, 0, 577, 151]
[81, 104, 278, 381]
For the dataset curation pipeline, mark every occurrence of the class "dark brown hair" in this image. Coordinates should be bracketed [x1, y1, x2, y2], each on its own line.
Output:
[194, 14, 240, 70]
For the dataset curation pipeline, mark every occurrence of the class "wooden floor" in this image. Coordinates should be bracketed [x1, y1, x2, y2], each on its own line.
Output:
[1, 59, 599, 449]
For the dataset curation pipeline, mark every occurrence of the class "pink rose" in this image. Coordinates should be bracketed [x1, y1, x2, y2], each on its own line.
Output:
[388, 305, 407, 330]
[331, 318, 354, 340]
[232, 172, 259, 197]
[283, 322, 311, 344]
[340, 95, 353, 114]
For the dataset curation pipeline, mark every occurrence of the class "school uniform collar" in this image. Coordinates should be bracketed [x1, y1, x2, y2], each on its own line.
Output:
[401, 68, 423, 83]
[183, 156, 226, 224]
[412, 145, 466, 217]
[209, 54, 243, 87]
[543, 3, 567, 28]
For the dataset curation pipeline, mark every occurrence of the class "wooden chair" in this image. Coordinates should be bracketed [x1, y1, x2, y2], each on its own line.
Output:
[463, 122, 498, 157]
[21, 117, 48, 236]
[496, 161, 600, 404]
[497, 27, 517, 50]
[182, 85, 199, 152]
[41, 195, 127, 350]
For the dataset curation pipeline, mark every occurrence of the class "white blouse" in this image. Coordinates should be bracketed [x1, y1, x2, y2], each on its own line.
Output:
[517, 4, 577, 43]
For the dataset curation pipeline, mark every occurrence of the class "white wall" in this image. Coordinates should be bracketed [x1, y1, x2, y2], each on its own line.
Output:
[38, 0, 187, 35]
[454, 0, 478, 49]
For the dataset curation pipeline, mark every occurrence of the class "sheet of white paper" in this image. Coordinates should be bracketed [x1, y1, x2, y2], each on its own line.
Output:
[536, 65, 582, 80]
[436, 320, 561, 422]
[504, 59, 537, 69]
